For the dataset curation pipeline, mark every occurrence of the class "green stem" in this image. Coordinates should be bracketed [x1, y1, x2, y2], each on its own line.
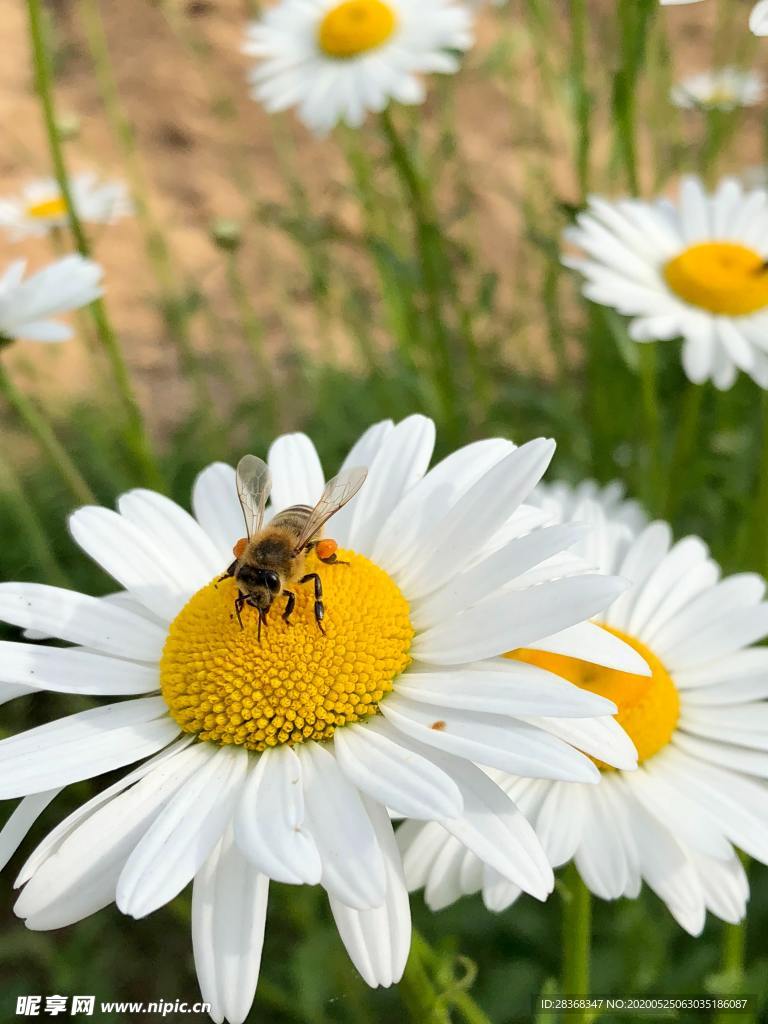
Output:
[400, 930, 492, 1024]
[561, 864, 592, 1022]
[379, 108, 461, 431]
[664, 383, 705, 521]
[26, 0, 163, 491]
[570, 0, 591, 202]
[224, 251, 277, 431]
[0, 358, 95, 507]
[0, 453, 70, 586]
[78, 0, 207, 402]
[638, 344, 662, 516]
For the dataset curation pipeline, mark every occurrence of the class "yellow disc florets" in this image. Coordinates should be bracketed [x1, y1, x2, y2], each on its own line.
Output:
[508, 625, 680, 767]
[160, 550, 413, 751]
[664, 241, 768, 316]
[318, 0, 398, 59]
[25, 195, 67, 220]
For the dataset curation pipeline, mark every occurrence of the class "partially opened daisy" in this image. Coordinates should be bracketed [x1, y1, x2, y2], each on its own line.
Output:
[671, 68, 765, 111]
[0, 417, 648, 1024]
[0, 256, 103, 344]
[243, 0, 474, 134]
[0, 173, 131, 241]
[565, 176, 768, 389]
[399, 482, 768, 934]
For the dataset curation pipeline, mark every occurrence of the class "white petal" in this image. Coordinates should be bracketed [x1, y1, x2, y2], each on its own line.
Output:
[371, 438, 514, 576]
[117, 746, 248, 918]
[0, 790, 61, 873]
[192, 463, 243, 561]
[16, 743, 204, 929]
[396, 662, 616, 719]
[268, 433, 325, 510]
[528, 716, 637, 771]
[333, 718, 463, 820]
[382, 696, 599, 782]
[329, 798, 410, 988]
[69, 507, 193, 622]
[234, 745, 321, 885]
[396, 439, 555, 599]
[411, 575, 628, 666]
[534, 782, 588, 867]
[346, 415, 436, 555]
[527, 621, 651, 676]
[0, 697, 178, 798]
[0, 642, 158, 696]
[298, 742, 387, 910]
[192, 828, 269, 1024]
[0, 583, 166, 660]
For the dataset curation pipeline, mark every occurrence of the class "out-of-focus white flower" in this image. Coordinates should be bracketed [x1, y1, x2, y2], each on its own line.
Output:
[0, 256, 103, 343]
[660, 0, 768, 37]
[565, 176, 768, 390]
[244, 0, 474, 134]
[0, 173, 132, 241]
[671, 68, 765, 111]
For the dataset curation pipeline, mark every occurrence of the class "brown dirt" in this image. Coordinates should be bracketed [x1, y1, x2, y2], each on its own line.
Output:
[0, 0, 763, 438]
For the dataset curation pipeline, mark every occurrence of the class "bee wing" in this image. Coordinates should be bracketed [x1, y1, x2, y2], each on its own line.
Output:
[236, 454, 272, 538]
[293, 467, 368, 553]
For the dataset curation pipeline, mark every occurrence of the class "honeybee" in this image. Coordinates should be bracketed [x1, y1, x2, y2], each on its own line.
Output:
[221, 454, 368, 639]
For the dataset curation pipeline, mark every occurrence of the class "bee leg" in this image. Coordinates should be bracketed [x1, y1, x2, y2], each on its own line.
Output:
[216, 560, 238, 587]
[318, 552, 349, 566]
[233, 594, 246, 630]
[299, 573, 325, 634]
[282, 590, 296, 624]
[256, 606, 269, 643]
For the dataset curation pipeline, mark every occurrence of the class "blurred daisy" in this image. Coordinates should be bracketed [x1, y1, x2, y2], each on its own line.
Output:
[399, 485, 768, 934]
[243, 0, 474, 134]
[0, 173, 131, 241]
[565, 176, 768, 389]
[671, 68, 765, 111]
[0, 256, 103, 344]
[660, 0, 768, 36]
[0, 417, 647, 1024]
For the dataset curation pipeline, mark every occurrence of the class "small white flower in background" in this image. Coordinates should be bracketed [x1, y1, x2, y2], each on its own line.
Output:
[0, 417, 648, 1024]
[565, 176, 768, 390]
[0, 256, 103, 344]
[0, 173, 132, 241]
[243, 0, 474, 135]
[399, 482, 768, 935]
[660, 0, 768, 37]
[671, 68, 765, 111]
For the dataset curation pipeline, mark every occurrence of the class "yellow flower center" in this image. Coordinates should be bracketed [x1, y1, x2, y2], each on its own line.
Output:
[663, 241, 768, 316]
[25, 195, 67, 220]
[508, 625, 680, 767]
[160, 550, 413, 751]
[318, 0, 398, 59]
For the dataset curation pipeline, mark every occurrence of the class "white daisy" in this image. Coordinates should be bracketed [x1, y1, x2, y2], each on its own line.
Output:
[0, 256, 103, 344]
[243, 0, 474, 134]
[671, 68, 765, 111]
[399, 484, 768, 934]
[0, 173, 131, 241]
[660, 0, 768, 37]
[0, 417, 648, 1024]
[565, 176, 768, 389]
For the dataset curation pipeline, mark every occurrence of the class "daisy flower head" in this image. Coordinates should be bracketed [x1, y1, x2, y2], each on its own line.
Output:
[243, 0, 474, 134]
[671, 67, 765, 111]
[0, 417, 650, 1024]
[0, 256, 103, 344]
[399, 482, 768, 934]
[565, 176, 768, 389]
[0, 172, 132, 241]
